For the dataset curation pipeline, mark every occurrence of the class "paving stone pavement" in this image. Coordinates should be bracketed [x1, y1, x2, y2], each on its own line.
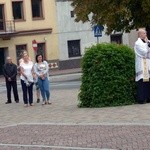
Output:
[1, 124, 150, 150]
[1, 78, 150, 149]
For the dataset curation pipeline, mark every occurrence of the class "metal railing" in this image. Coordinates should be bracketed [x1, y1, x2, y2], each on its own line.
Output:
[0, 20, 15, 33]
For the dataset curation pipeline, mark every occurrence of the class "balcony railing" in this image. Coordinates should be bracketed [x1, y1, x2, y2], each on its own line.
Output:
[0, 20, 15, 34]
[6, 20, 15, 33]
[0, 20, 15, 39]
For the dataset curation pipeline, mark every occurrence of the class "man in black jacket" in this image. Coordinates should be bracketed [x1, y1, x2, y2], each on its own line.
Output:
[3, 57, 19, 104]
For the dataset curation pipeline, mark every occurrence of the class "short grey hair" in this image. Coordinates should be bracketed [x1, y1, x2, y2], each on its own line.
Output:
[6, 56, 11, 60]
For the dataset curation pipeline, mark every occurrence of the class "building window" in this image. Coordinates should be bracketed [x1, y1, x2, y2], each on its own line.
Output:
[110, 34, 122, 44]
[70, 11, 74, 18]
[16, 45, 27, 65]
[12, 1, 24, 20]
[0, 4, 5, 30]
[68, 40, 81, 58]
[35, 43, 46, 60]
[31, 0, 43, 19]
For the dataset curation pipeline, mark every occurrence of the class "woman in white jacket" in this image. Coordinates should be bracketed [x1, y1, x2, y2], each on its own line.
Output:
[20, 53, 34, 106]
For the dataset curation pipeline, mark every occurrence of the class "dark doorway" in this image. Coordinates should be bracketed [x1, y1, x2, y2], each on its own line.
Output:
[36, 43, 46, 60]
[0, 48, 5, 75]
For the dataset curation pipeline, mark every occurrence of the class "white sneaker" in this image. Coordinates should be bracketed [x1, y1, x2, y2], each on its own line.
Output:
[47, 101, 51, 105]
[42, 101, 46, 105]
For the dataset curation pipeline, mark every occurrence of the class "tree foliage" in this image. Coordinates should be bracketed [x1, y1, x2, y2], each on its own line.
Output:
[71, 0, 150, 34]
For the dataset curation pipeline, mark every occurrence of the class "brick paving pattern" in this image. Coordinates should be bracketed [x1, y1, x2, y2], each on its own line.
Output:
[1, 124, 150, 150]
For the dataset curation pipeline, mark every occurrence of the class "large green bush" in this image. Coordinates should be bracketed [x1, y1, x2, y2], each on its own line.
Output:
[79, 43, 136, 107]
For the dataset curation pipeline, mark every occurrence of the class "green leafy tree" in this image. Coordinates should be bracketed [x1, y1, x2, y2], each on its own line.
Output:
[71, 0, 150, 34]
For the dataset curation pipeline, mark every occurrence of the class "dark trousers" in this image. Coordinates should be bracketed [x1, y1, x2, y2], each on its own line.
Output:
[21, 79, 33, 104]
[6, 80, 19, 102]
[136, 79, 150, 103]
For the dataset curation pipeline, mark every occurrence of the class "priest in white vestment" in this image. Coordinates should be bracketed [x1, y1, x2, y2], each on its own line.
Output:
[134, 28, 150, 104]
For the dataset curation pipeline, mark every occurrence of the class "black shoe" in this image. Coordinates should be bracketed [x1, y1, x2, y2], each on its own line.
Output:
[5, 101, 12, 104]
[138, 101, 146, 104]
[146, 99, 150, 103]
[37, 99, 40, 103]
[15, 100, 19, 103]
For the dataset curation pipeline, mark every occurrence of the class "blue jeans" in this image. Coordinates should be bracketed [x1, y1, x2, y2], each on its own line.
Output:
[21, 79, 34, 104]
[38, 77, 50, 101]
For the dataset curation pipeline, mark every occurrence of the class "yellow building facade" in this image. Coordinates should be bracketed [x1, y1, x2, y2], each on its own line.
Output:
[0, 0, 59, 74]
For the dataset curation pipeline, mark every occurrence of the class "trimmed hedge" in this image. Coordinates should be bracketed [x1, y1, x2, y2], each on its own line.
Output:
[78, 43, 136, 107]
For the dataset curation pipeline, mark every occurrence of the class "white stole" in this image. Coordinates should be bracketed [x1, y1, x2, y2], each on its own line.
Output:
[143, 58, 149, 82]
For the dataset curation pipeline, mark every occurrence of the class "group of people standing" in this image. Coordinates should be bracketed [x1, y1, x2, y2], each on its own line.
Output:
[3, 51, 51, 107]
[3, 28, 150, 106]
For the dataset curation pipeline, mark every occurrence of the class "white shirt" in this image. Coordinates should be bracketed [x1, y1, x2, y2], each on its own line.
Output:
[20, 60, 34, 82]
[34, 61, 49, 79]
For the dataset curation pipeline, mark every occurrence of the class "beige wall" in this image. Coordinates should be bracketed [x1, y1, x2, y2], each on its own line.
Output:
[128, 30, 138, 48]
[0, 0, 59, 64]
[0, 0, 58, 31]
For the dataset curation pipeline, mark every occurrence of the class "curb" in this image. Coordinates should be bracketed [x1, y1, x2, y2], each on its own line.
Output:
[0, 73, 82, 86]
